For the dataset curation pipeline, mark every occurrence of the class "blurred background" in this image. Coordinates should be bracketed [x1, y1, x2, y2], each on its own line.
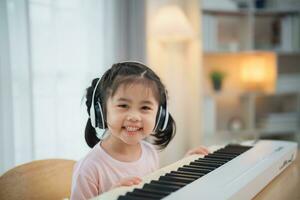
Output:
[1, 0, 300, 174]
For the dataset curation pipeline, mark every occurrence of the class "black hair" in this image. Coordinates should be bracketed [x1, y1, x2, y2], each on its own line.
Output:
[84, 61, 176, 149]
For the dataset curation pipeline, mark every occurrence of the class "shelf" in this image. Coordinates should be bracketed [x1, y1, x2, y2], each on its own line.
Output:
[204, 91, 244, 98]
[203, 91, 300, 99]
[214, 128, 300, 137]
[274, 51, 300, 55]
[215, 129, 259, 136]
[253, 9, 300, 17]
[202, 9, 249, 16]
[203, 8, 300, 17]
[259, 128, 300, 137]
[204, 50, 300, 54]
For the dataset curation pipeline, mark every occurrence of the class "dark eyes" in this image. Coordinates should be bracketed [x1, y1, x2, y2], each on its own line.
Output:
[141, 106, 151, 110]
[117, 105, 152, 110]
[118, 104, 128, 108]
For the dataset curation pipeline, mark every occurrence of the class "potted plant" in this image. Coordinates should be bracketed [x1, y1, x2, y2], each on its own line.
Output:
[210, 70, 225, 91]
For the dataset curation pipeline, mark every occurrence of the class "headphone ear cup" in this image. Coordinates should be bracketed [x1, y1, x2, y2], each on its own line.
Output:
[95, 101, 106, 129]
[158, 106, 167, 131]
[154, 106, 162, 131]
[156, 96, 170, 131]
[154, 106, 167, 132]
[161, 102, 169, 131]
[90, 103, 96, 128]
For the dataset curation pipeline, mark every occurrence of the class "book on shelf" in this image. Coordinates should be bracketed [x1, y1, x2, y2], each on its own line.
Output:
[257, 112, 300, 134]
[280, 15, 300, 52]
[202, 14, 218, 51]
[202, 0, 237, 11]
[292, 15, 300, 51]
[276, 74, 300, 93]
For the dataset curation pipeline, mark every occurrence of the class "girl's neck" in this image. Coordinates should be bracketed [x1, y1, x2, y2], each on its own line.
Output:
[100, 134, 142, 162]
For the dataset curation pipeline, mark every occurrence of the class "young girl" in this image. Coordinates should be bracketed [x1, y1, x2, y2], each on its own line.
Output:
[71, 61, 209, 200]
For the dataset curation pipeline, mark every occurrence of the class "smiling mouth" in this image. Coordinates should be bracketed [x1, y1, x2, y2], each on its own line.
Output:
[123, 126, 142, 135]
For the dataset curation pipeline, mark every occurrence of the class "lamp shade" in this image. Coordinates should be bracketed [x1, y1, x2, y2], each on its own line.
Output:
[151, 5, 194, 42]
[241, 54, 276, 92]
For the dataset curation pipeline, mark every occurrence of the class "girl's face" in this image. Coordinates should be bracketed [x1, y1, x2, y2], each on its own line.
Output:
[106, 83, 159, 145]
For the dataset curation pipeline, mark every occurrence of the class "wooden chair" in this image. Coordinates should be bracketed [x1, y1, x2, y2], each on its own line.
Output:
[0, 159, 76, 200]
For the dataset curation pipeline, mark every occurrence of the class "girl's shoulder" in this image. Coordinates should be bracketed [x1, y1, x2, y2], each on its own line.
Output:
[73, 143, 104, 173]
[141, 140, 158, 159]
[141, 140, 157, 152]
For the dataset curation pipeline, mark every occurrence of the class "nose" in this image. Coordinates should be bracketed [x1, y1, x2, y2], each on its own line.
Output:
[126, 111, 141, 122]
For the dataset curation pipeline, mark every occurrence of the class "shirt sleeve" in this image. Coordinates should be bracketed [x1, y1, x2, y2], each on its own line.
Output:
[70, 166, 101, 200]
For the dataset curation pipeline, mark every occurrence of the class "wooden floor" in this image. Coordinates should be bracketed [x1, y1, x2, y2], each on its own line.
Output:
[254, 150, 300, 200]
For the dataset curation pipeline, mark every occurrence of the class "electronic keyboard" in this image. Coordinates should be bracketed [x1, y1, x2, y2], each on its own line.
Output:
[93, 140, 298, 200]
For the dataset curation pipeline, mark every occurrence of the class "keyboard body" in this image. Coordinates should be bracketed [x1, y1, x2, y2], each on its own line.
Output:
[93, 140, 298, 200]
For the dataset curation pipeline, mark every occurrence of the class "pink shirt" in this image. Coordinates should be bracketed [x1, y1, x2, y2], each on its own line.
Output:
[70, 141, 159, 200]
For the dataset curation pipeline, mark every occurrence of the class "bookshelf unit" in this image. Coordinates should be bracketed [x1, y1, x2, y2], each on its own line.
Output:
[201, 1, 300, 142]
[202, 2, 300, 52]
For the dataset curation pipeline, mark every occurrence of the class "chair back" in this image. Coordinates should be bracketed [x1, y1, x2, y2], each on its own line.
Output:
[0, 159, 76, 200]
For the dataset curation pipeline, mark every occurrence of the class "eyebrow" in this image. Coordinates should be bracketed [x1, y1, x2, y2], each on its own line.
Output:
[117, 98, 155, 105]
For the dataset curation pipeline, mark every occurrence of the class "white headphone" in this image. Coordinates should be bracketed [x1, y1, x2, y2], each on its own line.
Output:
[89, 78, 106, 139]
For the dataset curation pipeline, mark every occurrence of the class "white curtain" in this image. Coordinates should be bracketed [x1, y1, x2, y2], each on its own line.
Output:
[0, 0, 146, 174]
[0, 0, 15, 173]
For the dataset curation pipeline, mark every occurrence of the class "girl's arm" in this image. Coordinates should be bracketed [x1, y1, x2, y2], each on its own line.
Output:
[185, 146, 210, 157]
[70, 173, 99, 200]
[111, 176, 142, 189]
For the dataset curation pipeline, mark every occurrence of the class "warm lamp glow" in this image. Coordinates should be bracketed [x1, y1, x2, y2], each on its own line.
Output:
[241, 57, 266, 84]
[151, 5, 194, 42]
[241, 55, 274, 92]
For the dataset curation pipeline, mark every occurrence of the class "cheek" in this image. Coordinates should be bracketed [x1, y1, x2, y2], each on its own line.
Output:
[144, 113, 157, 129]
[106, 109, 122, 127]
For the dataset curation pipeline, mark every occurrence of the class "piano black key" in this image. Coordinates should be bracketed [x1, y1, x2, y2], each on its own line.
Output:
[212, 153, 238, 158]
[165, 172, 200, 180]
[151, 180, 188, 187]
[220, 146, 247, 151]
[118, 195, 156, 200]
[143, 182, 180, 192]
[193, 159, 225, 166]
[222, 145, 252, 152]
[216, 149, 247, 154]
[204, 153, 232, 159]
[132, 188, 170, 196]
[204, 155, 233, 161]
[125, 191, 164, 199]
[178, 166, 211, 174]
[198, 157, 229, 163]
[225, 144, 252, 149]
[169, 170, 205, 177]
[159, 175, 195, 184]
[213, 150, 241, 156]
[190, 161, 222, 168]
[182, 164, 215, 171]
[188, 163, 219, 171]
